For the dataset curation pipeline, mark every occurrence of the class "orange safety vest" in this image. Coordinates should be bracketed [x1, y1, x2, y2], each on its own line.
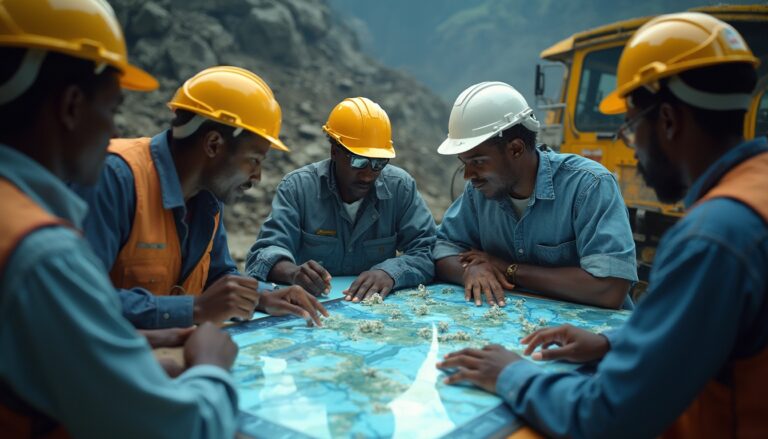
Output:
[664, 151, 768, 438]
[0, 178, 70, 438]
[107, 138, 220, 296]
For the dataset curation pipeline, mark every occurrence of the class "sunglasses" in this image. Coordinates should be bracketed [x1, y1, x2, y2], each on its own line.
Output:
[614, 104, 658, 149]
[337, 145, 389, 171]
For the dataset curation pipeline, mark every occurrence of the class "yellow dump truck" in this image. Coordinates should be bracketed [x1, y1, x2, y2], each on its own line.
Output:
[534, 4, 768, 282]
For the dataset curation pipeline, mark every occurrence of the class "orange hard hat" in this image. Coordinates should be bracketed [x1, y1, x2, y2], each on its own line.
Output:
[600, 12, 759, 115]
[0, 0, 158, 91]
[168, 66, 289, 151]
[322, 97, 395, 158]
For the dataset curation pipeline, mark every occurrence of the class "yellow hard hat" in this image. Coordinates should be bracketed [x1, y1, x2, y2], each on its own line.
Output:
[168, 66, 289, 152]
[600, 12, 759, 115]
[322, 97, 395, 159]
[0, 0, 157, 91]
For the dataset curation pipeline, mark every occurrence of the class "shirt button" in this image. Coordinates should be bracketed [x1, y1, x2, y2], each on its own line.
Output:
[163, 313, 170, 320]
[518, 249, 524, 254]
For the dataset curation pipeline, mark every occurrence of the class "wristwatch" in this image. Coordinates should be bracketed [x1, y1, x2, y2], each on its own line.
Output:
[505, 263, 519, 283]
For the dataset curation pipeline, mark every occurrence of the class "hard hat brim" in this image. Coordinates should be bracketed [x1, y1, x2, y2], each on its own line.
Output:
[259, 132, 290, 152]
[599, 90, 627, 115]
[437, 131, 496, 155]
[120, 63, 159, 91]
[343, 144, 395, 159]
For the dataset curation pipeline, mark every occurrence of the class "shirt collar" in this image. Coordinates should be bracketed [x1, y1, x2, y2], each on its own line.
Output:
[684, 136, 768, 208]
[318, 159, 392, 201]
[0, 144, 88, 227]
[150, 130, 186, 210]
[533, 148, 556, 200]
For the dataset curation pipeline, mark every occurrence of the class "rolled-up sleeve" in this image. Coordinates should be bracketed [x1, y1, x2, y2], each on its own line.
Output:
[370, 178, 436, 288]
[245, 178, 301, 280]
[573, 174, 637, 282]
[433, 183, 480, 260]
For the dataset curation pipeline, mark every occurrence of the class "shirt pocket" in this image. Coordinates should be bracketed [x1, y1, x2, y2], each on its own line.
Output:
[534, 240, 578, 267]
[121, 265, 171, 295]
[362, 234, 398, 268]
[299, 230, 340, 271]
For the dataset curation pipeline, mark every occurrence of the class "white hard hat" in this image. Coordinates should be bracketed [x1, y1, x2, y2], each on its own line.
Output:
[437, 81, 540, 155]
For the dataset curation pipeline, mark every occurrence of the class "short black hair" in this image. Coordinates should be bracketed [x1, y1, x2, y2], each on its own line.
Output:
[627, 62, 757, 141]
[0, 47, 118, 135]
[171, 109, 255, 149]
[496, 123, 538, 151]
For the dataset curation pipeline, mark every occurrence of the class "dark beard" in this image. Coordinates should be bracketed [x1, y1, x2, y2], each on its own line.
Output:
[636, 133, 688, 204]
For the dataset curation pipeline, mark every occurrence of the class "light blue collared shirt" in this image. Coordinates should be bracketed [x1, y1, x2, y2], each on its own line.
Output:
[0, 144, 238, 439]
[496, 138, 768, 438]
[434, 147, 638, 302]
[246, 159, 436, 289]
[72, 131, 239, 329]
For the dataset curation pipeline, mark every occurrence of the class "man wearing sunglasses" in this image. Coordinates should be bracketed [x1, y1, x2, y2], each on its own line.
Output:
[433, 81, 637, 309]
[247, 97, 436, 301]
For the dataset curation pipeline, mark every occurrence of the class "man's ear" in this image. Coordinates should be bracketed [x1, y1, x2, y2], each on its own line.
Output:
[508, 138, 526, 158]
[658, 102, 682, 142]
[330, 143, 339, 161]
[202, 130, 225, 158]
[59, 84, 86, 131]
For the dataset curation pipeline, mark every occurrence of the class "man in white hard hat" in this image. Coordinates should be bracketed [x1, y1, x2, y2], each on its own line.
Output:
[438, 13, 768, 438]
[433, 81, 637, 309]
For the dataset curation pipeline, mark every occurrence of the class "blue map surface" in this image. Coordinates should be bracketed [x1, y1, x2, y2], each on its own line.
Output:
[229, 277, 629, 438]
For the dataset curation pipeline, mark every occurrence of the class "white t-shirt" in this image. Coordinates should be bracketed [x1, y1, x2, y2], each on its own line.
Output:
[343, 199, 364, 222]
[510, 196, 530, 219]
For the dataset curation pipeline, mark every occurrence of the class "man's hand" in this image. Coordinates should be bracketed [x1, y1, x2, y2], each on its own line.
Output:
[258, 286, 330, 327]
[290, 260, 332, 296]
[521, 324, 610, 363]
[193, 274, 261, 323]
[144, 328, 195, 378]
[139, 327, 195, 349]
[459, 249, 507, 273]
[343, 269, 395, 302]
[462, 262, 514, 307]
[437, 344, 522, 393]
[183, 322, 238, 370]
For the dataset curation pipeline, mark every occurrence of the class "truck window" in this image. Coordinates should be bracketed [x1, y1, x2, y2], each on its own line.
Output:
[574, 46, 624, 134]
[756, 91, 768, 138]
[732, 21, 768, 137]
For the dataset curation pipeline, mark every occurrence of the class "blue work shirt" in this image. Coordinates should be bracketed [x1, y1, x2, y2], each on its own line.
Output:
[0, 144, 238, 439]
[246, 159, 436, 289]
[72, 131, 238, 329]
[496, 138, 768, 439]
[434, 147, 638, 300]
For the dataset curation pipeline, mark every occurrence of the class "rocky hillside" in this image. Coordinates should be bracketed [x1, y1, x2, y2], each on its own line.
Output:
[110, 0, 455, 263]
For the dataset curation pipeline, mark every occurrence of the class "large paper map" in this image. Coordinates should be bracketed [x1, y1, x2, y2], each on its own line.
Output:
[229, 278, 629, 438]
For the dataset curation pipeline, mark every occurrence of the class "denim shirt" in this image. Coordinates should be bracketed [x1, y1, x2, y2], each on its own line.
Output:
[0, 145, 238, 439]
[496, 138, 768, 439]
[246, 159, 436, 289]
[72, 131, 238, 329]
[435, 148, 638, 284]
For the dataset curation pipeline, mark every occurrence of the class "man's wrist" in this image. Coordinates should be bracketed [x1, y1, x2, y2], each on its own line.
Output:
[253, 291, 264, 311]
[505, 263, 519, 283]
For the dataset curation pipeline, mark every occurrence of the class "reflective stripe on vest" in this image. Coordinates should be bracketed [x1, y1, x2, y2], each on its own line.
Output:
[664, 151, 768, 438]
[107, 138, 220, 296]
[0, 179, 70, 438]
